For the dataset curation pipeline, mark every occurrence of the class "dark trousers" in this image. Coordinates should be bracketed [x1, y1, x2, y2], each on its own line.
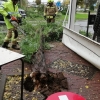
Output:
[47, 18, 55, 23]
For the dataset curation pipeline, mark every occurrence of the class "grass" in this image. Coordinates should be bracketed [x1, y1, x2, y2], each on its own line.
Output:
[25, 9, 88, 23]
[55, 12, 88, 24]
[0, 32, 5, 45]
[75, 12, 88, 20]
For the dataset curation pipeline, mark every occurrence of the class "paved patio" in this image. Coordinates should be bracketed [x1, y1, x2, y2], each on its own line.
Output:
[0, 42, 100, 100]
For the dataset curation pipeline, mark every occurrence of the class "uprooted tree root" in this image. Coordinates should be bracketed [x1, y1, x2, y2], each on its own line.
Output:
[24, 71, 68, 99]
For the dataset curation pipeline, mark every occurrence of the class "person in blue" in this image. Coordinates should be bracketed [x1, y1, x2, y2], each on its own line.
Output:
[56, 0, 61, 11]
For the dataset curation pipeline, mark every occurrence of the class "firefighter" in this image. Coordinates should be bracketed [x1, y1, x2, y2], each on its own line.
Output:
[44, 0, 58, 23]
[0, 0, 21, 50]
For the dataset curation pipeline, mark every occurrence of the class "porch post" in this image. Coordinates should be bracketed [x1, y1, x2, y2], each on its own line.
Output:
[68, 0, 77, 30]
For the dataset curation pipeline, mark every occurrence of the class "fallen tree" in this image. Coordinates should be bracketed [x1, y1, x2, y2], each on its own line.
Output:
[23, 27, 68, 99]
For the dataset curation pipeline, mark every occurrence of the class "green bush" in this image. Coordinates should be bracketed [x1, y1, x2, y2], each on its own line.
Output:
[61, 5, 68, 15]
[79, 30, 92, 38]
[0, 33, 6, 46]
[44, 24, 63, 42]
[19, 22, 63, 63]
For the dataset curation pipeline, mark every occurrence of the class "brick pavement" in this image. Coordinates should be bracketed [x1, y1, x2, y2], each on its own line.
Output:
[44, 42, 100, 100]
[0, 42, 100, 100]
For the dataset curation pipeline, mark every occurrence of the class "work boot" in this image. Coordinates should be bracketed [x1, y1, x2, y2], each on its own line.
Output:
[2, 42, 9, 48]
[12, 45, 20, 50]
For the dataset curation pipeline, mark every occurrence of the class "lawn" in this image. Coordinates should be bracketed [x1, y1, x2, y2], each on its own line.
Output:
[55, 12, 88, 24]
[75, 12, 88, 20]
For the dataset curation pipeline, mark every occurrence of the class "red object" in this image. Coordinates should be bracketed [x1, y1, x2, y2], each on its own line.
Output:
[46, 92, 86, 100]
[11, 16, 18, 22]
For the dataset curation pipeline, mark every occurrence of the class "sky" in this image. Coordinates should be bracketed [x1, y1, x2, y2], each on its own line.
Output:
[28, 0, 63, 3]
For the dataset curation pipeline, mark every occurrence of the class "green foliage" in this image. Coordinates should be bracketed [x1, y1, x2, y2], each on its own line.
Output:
[26, 10, 40, 19]
[88, 0, 97, 7]
[21, 19, 36, 35]
[25, 7, 43, 19]
[61, 10, 67, 15]
[43, 42, 51, 50]
[0, 6, 93, 64]
[77, 0, 84, 5]
[90, 5, 94, 11]
[1, 6, 92, 63]
[37, 4, 44, 13]
[44, 23, 63, 42]
[19, 35, 40, 63]
[19, 21, 63, 63]
[35, 0, 41, 5]
[79, 30, 92, 38]
[0, 33, 5, 45]
[61, 6, 68, 15]
[19, 7, 89, 63]
[19, 22, 42, 63]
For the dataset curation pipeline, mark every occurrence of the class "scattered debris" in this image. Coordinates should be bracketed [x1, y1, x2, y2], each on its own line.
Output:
[3, 75, 44, 100]
[49, 59, 98, 79]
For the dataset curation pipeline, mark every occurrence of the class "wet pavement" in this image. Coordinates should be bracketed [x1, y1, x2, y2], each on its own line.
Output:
[75, 20, 94, 34]
[0, 41, 100, 100]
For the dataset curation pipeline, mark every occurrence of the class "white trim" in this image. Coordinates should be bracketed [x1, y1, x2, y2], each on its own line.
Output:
[62, 27, 100, 69]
